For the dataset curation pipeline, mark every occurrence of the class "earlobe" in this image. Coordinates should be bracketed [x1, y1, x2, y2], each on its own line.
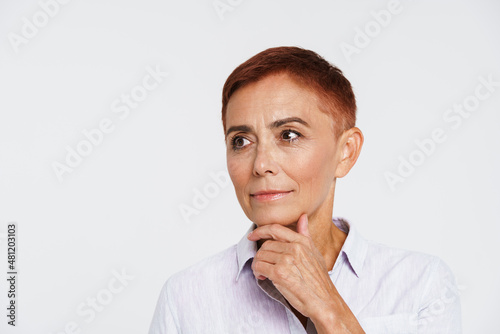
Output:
[334, 127, 364, 178]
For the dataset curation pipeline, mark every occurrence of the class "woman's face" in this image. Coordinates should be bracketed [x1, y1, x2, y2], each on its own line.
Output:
[225, 72, 344, 228]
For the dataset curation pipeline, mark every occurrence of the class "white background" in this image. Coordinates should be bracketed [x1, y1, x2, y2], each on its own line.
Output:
[1, 0, 499, 333]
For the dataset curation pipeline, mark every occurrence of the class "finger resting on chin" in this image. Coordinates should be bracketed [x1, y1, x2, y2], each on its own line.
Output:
[250, 224, 304, 243]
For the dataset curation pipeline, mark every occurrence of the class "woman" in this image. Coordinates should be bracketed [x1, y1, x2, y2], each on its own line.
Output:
[149, 46, 462, 333]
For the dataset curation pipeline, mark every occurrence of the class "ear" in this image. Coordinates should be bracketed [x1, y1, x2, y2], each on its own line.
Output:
[334, 127, 364, 178]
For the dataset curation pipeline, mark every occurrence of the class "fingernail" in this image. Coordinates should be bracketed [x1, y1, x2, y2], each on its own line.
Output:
[247, 231, 253, 238]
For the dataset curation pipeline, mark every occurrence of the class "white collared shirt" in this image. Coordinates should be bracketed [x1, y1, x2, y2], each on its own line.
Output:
[149, 218, 462, 333]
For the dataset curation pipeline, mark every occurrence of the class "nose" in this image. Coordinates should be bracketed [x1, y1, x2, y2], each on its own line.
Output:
[252, 143, 279, 177]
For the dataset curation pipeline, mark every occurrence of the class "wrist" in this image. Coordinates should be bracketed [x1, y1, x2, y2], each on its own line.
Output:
[311, 309, 365, 334]
[311, 310, 336, 334]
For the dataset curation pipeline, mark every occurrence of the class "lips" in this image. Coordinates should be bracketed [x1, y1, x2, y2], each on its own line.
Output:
[250, 190, 293, 202]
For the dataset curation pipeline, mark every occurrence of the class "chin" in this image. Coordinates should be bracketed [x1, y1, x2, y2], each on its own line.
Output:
[249, 208, 299, 227]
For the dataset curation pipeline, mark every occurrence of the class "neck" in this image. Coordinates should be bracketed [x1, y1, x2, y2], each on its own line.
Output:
[311, 217, 347, 271]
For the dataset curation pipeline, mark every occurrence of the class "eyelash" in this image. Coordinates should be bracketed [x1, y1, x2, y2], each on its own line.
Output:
[230, 129, 302, 151]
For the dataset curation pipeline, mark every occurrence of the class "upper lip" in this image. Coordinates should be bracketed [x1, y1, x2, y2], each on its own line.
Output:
[251, 190, 292, 196]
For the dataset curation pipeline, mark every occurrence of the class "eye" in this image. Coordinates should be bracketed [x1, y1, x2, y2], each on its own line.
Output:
[231, 136, 251, 150]
[281, 129, 301, 142]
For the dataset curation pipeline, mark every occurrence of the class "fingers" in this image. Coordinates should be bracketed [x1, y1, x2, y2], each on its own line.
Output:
[253, 246, 294, 265]
[252, 260, 272, 280]
[252, 254, 301, 282]
[257, 239, 305, 258]
[248, 218, 310, 245]
[248, 214, 314, 283]
[252, 240, 307, 281]
[296, 213, 310, 237]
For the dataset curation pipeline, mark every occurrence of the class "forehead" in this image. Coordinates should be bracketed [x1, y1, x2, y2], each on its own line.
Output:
[226, 73, 329, 126]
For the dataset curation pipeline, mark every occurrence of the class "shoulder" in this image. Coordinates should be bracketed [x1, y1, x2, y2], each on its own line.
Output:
[362, 238, 461, 306]
[364, 238, 446, 275]
[365, 240, 453, 282]
[356, 242, 462, 332]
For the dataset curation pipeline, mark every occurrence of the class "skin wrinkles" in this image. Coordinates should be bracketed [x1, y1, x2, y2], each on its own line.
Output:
[224, 72, 365, 333]
[226, 116, 311, 139]
[225, 72, 357, 268]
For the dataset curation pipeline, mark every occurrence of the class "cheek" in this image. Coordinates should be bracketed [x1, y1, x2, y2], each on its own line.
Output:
[227, 156, 250, 194]
[289, 145, 335, 192]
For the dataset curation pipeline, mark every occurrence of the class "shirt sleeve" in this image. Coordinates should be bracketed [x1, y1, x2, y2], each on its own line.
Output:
[416, 257, 462, 333]
[148, 278, 180, 334]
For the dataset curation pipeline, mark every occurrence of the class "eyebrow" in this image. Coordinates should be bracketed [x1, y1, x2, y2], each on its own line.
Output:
[225, 117, 310, 137]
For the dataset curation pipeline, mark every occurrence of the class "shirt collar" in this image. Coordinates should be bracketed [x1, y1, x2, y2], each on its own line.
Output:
[236, 222, 258, 281]
[331, 217, 368, 278]
[235, 217, 368, 282]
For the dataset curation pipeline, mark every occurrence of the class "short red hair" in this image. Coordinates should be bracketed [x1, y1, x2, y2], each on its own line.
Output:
[221, 46, 357, 138]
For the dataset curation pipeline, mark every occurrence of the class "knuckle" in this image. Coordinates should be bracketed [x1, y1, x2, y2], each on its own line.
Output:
[291, 243, 302, 255]
[253, 254, 259, 264]
[253, 259, 262, 272]
[269, 224, 280, 235]
[261, 240, 272, 249]
[283, 254, 294, 264]
[274, 265, 288, 281]
[254, 250, 266, 262]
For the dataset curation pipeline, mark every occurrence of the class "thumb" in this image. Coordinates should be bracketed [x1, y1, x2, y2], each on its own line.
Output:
[296, 213, 310, 238]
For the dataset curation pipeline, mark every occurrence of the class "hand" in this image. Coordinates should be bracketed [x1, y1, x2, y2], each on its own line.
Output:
[247, 213, 365, 333]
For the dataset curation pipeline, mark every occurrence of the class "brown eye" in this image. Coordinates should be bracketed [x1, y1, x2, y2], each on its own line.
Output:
[231, 136, 250, 150]
[235, 137, 244, 147]
[281, 130, 300, 142]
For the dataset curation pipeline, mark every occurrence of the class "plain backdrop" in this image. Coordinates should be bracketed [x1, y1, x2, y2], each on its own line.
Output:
[1, 0, 499, 333]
